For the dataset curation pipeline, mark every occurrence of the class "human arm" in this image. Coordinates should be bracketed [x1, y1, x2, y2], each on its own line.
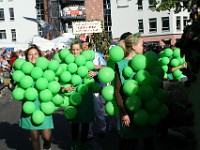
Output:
[114, 66, 130, 127]
[169, 62, 188, 72]
[60, 85, 74, 93]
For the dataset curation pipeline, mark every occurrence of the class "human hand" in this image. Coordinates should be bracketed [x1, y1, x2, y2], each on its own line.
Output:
[121, 115, 130, 127]
[88, 71, 97, 78]
[182, 62, 188, 69]
[61, 85, 74, 93]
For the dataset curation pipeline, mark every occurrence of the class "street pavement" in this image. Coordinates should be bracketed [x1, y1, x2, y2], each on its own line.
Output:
[0, 86, 197, 150]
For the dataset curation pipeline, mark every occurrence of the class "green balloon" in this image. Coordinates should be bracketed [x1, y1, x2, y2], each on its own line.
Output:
[123, 80, 139, 96]
[13, 58, 26, 70]
[48, 81, 61, 94]
[60, 96, 70, 108]
[53, 53, 62, 63]
[22, 101, 36, 115]
[131, 54, 147, 71]
[159, 57, 170, 66]
[77, 66, 88, 77]
[164, 48, 173, 57]
[135, 70, 150, 85]
[178, 57, 185, 64]
[81, 50, 93, 61]
[67, 63, 78, 73]
[125, 95, 142, 112]
[144, 97, 160, 113]
[149, 66, 164, 79]
[91, 82, 101, 93]
[51, 94, 64, 106]
[12, 87, 25, 101]
[138, 85, 154, 101]
[173, 69, 182, 78]
[123, 66, 134, 78]
[107, 59, 115, 69]
[109, 46, 124, 62]
[98, 67, 115, 83]
[19, 75, 34, 89]
[43, 70, 55, 82]
[21, 62, 34, 74]
[35, 57, 49, 70]
[70, 92, 82, 106]
[133, 109, 149, 126]
[48, 60, 60, 72]
[55, 65, 63, 76]
[24, 87, 38, 101]
[157, 104, 169, 119]
[64, 53, 75, 64]
[31, 67, 43, 80]
[39, 89, 53, 102]
[85, 61, 95, 70]
[35, 78, 48, 91]
[64, 106, 77, 120]
[101, 85, 114, 101]
[60, 71, 72, 83]
[40, 101, 55, 115]
[162, 65, 168, 73]
[59, 48, 70, 60]
[75, 55, 86, 66]
[154, 88, 168, 103]
[148, 113, 161, 126]
[173, 48, 180, 58]
[32, 110, 45, 125]
[144, 51, 158, 68]
[83, 76, 95, 87]
[71, 75, 82, 85]
[12, 70, 25, 82]
[60, 63, 68, 71]
[105, 101, 119, 116]
[77, 84, 88, 95]
[170, 58, 179, 67]
[147, 75, 161, 90]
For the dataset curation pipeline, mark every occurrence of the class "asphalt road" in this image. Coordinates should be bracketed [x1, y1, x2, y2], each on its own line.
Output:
[0, 87, 197, 150]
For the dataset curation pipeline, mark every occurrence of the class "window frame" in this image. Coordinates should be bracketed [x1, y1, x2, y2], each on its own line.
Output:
[162, 17, 170, 31]
[149, 18, 157, 32]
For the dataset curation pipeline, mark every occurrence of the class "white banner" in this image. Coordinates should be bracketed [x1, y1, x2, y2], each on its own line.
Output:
[72, 21, 102, 34]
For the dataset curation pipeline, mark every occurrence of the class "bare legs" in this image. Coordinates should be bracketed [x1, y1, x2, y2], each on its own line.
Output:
[30, 129, 52, 150]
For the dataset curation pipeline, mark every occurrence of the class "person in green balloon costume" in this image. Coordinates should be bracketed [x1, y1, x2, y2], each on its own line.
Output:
[114, 33, 156, 150]
[68, 41, 95, 149]
[19, 44, 53, 150]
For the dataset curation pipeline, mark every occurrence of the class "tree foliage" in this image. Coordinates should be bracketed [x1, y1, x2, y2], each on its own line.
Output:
[137, 0, 200, 13]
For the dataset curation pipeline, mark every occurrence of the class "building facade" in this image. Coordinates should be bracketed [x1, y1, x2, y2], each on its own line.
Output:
[0, 0, 190, 47]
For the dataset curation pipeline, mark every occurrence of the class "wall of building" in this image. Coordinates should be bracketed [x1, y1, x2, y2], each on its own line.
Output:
[0, 0, 38, 43]
[85, 0, 104, 22]
[110, 0, 189, 45]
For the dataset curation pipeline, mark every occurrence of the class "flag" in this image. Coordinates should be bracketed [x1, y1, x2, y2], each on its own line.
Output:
[23, 17, 52, 37]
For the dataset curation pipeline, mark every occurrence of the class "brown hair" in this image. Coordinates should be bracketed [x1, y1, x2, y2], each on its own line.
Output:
[25, 44, 42, 61]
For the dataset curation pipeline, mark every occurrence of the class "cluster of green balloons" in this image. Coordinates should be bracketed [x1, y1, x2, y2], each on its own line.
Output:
[12, 48, 97, 124]
[159, 47, 186, 80]
[103, 46, 169, 126]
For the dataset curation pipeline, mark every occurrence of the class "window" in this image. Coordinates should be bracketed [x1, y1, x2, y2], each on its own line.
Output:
[138, 19, 144, 33]
[148, 0, 155, 9]
[11, 29, 16, 41]
[176, 16, 181, 30]
[0, 8, 5, 21]
[138, 0, 143, 10]
[9, 8, 14, 20]
[0, 30, 6, 39]
[162, 17, 170, 31]
[149, 18, 157, 32]
[183, 16, 188, 29]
